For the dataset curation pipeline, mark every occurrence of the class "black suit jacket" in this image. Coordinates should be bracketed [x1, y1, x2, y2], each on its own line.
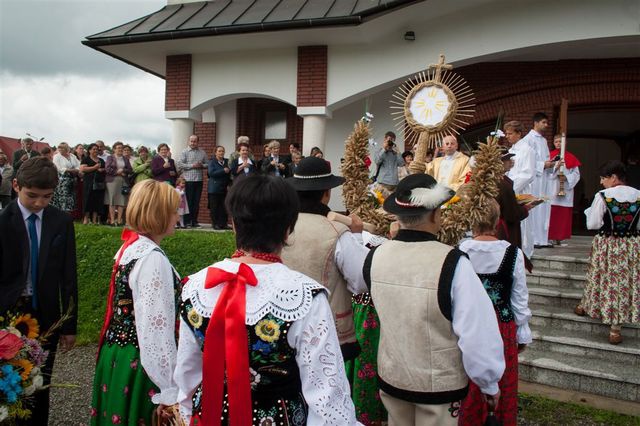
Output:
[12, 149, 40, 174]
[261, 155, 291, 178]
[0, 201, 78, 335]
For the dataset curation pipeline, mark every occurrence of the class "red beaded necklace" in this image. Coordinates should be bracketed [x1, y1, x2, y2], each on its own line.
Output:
[231, 249, 282, 264]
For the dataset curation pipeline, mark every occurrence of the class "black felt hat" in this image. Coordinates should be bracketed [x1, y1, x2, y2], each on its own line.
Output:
[286, 156, 345, 191]
[383, 174, 455, 215]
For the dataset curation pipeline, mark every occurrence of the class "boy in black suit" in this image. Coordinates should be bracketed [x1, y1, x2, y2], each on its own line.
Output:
[0, 156, 78, 425]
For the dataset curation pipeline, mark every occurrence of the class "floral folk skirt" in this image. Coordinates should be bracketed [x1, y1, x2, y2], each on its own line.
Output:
[345, 294, 387, 426]
[91, 343, 159, 425]
[458, 320, 519, 426]
[582, 234, 640, 325]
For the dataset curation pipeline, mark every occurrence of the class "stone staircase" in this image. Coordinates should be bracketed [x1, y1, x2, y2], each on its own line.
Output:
[519, 236, 640, 403]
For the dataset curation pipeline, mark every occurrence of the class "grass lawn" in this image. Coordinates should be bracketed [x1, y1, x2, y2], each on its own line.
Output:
[519, 393, 640, 425]
[75, 224, 235, 345]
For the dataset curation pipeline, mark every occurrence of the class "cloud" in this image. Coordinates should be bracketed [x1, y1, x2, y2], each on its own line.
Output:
[0, 0, 165, 76]
[0, 70, 171, 148]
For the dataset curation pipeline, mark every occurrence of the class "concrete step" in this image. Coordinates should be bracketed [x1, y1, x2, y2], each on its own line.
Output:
[529, 330, 640, 367]
[528, 285, 583, 309]
[532, 254, 589, 274]
[527, 267, 586, 290]
[528, 303, 640, 339]
[519, 348, 640, 402]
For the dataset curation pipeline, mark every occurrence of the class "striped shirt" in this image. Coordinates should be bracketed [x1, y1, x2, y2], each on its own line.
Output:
[178, 148, 208, 181]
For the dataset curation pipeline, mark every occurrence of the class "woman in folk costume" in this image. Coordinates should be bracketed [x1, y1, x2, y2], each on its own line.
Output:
[547, 134, 581, 245]
[457, 199, 531, 426]
[91, 179, 182, 425]
[346, 231, 389, 426]
[174, 174, 360, 425]
[575, 161, 640, 345]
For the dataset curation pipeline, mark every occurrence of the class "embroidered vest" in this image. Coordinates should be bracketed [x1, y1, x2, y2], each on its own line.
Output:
[477, 244, 518, 323]
[370, 240, 468, 403]
[105, 248, 181, 348]
[281, 214, 356, 349]
[599, 193, 640, 237]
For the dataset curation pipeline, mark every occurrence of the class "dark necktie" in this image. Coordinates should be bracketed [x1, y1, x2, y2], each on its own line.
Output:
[27, 214, 39, 309]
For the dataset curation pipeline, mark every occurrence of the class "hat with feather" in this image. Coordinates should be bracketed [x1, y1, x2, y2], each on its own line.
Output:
[383, 174, 455, 215]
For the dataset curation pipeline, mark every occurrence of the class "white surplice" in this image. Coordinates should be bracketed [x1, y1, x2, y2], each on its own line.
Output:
[507, 139, 536, 257]
[521, 130, 552, 246]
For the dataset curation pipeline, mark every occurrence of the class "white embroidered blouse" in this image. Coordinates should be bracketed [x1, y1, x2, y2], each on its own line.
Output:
[459, 239, 533, 345]
[116, 236, 180, 405]
[174, 259, 362, 425]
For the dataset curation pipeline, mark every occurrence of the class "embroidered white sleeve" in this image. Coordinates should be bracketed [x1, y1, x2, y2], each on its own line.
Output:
[510, 250, 532, 344]
[288, 292, 361, 425]
[174, 317, 202, 425]
[129, 250, 179, 405]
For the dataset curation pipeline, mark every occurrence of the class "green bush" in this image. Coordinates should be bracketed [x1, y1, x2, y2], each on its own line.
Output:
[74, 224, 235, 345]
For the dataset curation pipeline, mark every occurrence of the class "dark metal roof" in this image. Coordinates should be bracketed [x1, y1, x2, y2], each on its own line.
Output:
[83, 0, 423, 47]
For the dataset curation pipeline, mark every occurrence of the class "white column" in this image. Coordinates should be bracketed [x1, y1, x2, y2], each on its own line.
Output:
[298, 107, 332, 156]
[168, 118, 194, 155]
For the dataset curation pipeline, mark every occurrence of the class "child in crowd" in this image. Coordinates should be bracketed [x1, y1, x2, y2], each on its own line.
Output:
[458, 199, 531, 426]
[175, 177, 189, 229]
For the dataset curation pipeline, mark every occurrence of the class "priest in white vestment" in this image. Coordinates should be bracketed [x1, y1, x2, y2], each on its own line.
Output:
[425, 135, 471, 191]
[505, 121, 537, 258]
[520, 113, 555, 247]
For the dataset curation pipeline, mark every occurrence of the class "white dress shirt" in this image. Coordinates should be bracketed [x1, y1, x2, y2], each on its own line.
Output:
[334, 232, 369, 294]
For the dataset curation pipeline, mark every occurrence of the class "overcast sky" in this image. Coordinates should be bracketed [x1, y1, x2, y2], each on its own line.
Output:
[0, 0, 170, 148]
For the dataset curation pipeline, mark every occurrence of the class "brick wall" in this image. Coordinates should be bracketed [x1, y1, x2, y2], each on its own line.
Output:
[457, 58, 640, 141]
[165, 55, 192, 111]
[193, 122, 216, 224]
[297, 46, 327, 107]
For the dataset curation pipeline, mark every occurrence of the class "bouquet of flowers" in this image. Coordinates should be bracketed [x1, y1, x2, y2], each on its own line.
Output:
[0, 312, 49, 422]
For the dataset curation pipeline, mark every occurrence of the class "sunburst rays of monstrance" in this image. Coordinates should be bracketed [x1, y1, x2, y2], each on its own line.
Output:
[390, 54, 475, 174]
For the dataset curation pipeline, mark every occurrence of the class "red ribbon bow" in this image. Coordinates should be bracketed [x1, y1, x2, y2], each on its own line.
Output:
[201, 263, 258, 426]
[97, 228, 139, 355]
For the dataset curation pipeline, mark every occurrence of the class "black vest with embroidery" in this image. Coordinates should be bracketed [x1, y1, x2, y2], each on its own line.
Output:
[179, 288, 324, 426]
[599, 193, 640, 237]
[105, 248, 181, 348]
[476, 244, 518, 323]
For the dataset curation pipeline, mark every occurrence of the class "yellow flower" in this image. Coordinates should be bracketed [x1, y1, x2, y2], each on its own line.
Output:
[187, 308, 203, 329]
[10, 358, 34, 381]
[374, 191, 385, 205]
[11, 314, 40, 339]
[255, 319, 281, 342]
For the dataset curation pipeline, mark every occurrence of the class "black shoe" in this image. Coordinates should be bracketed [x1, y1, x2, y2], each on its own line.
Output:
[213, 225, 221, 230]
[191, 223, 202, 229]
